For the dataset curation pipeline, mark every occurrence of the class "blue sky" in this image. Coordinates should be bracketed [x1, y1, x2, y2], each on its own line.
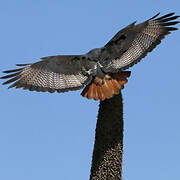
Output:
[0, 1, 179, 180]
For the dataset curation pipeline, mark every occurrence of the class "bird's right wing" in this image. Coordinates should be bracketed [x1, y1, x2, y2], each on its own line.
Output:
[102, 13, 179, 73]
[1, 55, 95, 93]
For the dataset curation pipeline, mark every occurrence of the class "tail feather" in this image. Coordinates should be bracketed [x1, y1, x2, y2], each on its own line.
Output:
[88, 83, 95, 99]
[106, 79, 115, 94]
[81, 71, 131, 101]
[111, 79, 121, 94]
[93, 84, 99, 101]
[97, 86, 105, 101]
[101, 82, 111, 99]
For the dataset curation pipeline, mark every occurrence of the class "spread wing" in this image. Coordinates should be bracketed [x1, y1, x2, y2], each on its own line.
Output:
[102, 13, 179, 72]
[1, 55, 95, 93]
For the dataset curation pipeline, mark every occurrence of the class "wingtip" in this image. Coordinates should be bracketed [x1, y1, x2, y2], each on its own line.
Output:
[0, 76, 7, 79]
[149, 12, 180, 21]
[149, 12, 160, 20]
[167, 12, 175, 16]
[155, 12, 179, 21]
[8, 85, 13, 89]
[2, 70, 9, 73]
[2, 68, 23, 73]
[16, 63, 30, 66]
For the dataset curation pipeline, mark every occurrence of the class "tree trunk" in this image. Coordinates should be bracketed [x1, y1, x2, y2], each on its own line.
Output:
[90, 93, 124, 180]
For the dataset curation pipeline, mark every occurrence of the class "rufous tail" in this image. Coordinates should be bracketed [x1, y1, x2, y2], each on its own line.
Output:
[81, 71, 131, 101]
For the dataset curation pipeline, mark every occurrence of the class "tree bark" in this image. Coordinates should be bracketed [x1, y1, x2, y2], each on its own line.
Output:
[90, 92, 124, 180]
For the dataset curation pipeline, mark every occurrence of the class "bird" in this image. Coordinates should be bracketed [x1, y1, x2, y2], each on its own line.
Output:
[1, 13, 179, 101]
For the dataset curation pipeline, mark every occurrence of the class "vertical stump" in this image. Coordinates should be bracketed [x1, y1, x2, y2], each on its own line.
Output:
[90, 93, 124, 180]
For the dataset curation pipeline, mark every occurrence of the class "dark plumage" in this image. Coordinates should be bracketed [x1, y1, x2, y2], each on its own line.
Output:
[1, 13, 179, 100]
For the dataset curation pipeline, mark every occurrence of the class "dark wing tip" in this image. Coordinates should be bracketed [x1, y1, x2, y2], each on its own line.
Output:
[1, 65, 24, 88]
[149, 12, 160, 20]
[152, 12, 179, 32]
[2, 76, 20, 85]
[162, 21, 179, 26]
[156, 13, 179, 22]
[1, 64, 30, 85]
[149, 12, 179, 23]
[16, 63, 30, 66]
[155, 12, 175, 20]
[0, 72, 20, 79]
[2, 63, 30, 74]
[166, 27, 178, 31]
[2, 68, 23, 73]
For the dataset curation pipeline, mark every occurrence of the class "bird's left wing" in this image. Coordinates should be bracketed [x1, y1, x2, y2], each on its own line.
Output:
[102, 13, 179, 73]
[1, 55, 95, 93]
